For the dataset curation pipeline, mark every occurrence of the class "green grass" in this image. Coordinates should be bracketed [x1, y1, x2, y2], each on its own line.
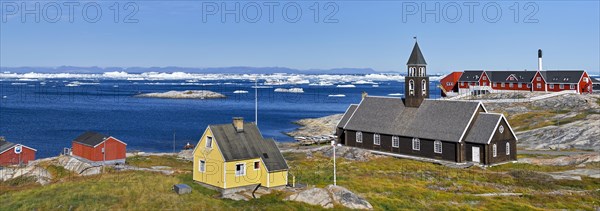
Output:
[126, 155, 193, 171]
[286, 153, 600, 210]
[1, 152, 599, 210]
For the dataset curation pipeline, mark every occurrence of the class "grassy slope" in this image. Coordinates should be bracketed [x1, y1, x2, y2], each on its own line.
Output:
[1, 155, 599, 210]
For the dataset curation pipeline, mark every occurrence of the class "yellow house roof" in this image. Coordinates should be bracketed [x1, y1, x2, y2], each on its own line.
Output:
[209, 122, 288, 172]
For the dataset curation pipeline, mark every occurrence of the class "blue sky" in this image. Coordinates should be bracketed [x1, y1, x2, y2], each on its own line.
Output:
[0, 1, 598, 74]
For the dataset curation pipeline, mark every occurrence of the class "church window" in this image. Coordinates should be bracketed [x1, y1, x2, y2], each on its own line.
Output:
[412, 138, 420, 151]
[422, 80, 427, 96]
[434, 140, 442, 153]
[409, 80, 415, 96]
[356, 132, 363, 143]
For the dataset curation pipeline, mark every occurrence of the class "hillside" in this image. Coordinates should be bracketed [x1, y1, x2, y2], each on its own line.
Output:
[1, 150, 598, 210]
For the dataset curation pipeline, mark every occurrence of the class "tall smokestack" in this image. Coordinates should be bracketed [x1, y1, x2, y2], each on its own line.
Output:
[538, 49, 543, 71]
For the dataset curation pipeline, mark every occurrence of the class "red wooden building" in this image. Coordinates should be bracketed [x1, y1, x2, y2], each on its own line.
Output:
[71, 131, 127, 165]
[0, 139, 36, 166]
[452, 70, 593, 95]
[439, 71, 462, 97]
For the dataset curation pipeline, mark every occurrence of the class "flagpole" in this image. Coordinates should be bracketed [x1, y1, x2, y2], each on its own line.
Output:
[255, 77, 258, 126]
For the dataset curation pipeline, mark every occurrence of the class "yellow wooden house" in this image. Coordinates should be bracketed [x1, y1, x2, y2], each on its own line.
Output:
[193, 117, 289, 191]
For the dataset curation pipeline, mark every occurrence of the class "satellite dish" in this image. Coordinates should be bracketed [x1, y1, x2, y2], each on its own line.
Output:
[14, 145, 22, 154]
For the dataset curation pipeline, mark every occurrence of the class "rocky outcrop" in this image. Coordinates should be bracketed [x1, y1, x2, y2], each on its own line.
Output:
[286, 187, 334, 208]
[281, 145, 382, 162]
[326, 185, 373, 210]
[519, 153, 600, 166]
[321, 146, 383, 162]
[516, 114, 600, 151]
[285, 185, 373, 209]
[177, 149, 194, 161]
[286, 114, 342, 145]
[135, 90, 226, 99]
[56, 156, 101, 176]
[0, 166, 52, 185]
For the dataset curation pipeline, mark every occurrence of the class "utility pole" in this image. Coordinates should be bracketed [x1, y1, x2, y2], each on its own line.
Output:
[331, 140, 336, 186]
[103, 140, 106, 173]
[173, 130, 176, 153]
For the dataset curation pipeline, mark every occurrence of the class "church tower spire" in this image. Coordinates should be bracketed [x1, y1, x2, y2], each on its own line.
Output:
[405, 39, 429, 107]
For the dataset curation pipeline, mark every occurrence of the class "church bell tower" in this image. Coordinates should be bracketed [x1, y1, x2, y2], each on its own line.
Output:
[404, 39, 429, 107]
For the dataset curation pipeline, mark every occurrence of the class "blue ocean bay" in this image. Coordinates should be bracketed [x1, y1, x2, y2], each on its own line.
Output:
[0, 78, 441, 158]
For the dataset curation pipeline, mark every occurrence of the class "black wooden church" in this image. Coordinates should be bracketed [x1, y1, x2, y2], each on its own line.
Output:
[336, 41, 517, 165]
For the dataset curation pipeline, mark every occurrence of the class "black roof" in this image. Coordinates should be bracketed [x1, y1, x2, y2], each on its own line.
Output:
[485, 71, 538, 83]
[209, 123, 288, 172]
[591, 77, 600, 83]
[0, 140, 17, 154]
[464, 113, 502, 144]
[72, 131, 109, 147]
[541, 70, 585, 84]
[337, 104, 358, 128]
[407, 42, 427, 66]
[343, 97, 487, 142]
[458, 70, 484, 82]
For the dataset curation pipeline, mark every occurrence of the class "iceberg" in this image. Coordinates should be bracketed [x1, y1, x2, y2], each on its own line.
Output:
[274, 88, 304, 93]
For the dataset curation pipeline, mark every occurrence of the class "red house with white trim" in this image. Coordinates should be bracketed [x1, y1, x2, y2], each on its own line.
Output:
[454, 70, 592, 95]
[450, 49, 593, 95]
[0, 139, 36, 166]
[71, 131, 127, 165]
[541, 70, 592, 94]
[439, 71, 462, 97]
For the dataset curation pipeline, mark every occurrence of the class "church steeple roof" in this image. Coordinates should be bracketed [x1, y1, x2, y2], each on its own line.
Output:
[407, 41, 427, 66]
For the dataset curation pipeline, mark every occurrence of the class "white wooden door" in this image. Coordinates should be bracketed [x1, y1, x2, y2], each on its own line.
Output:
[472, 147, 480, 163]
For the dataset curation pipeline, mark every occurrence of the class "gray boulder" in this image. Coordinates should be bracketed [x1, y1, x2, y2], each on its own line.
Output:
[326, 185, 373, 210]
[285, 187, 334, 208]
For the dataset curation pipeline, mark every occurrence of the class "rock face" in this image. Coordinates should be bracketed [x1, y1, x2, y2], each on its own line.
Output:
[286, 188, 334, 208]
[135, 90, 226, 99]
[519, 153, 600, 166]
[516, 114, 600, 151]
[321, 146, 383, 162]
[326, 185, 373, 210]
[177, 149, 194, 161]
[56, 156, 101, 176]
[285, 185, 373, 209]
[0, 166, 52, 185]
[286, 114, 343, 145]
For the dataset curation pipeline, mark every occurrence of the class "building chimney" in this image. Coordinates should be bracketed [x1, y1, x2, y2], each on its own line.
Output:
[538, 49, 543, 71]
[233, 117, 244, 132]
[361, 91, 368, 100]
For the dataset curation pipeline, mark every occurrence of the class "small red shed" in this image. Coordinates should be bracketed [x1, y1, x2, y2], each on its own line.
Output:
[0, 140, 36, 166]
[71, 131, 127, 165]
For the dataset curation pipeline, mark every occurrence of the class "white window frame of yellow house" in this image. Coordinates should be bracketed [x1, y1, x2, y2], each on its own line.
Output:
[235, 163, 246, 176]
[253, 161, 260, 171]
[199, 160, 206, 172]
[205, 136, 213, 148]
